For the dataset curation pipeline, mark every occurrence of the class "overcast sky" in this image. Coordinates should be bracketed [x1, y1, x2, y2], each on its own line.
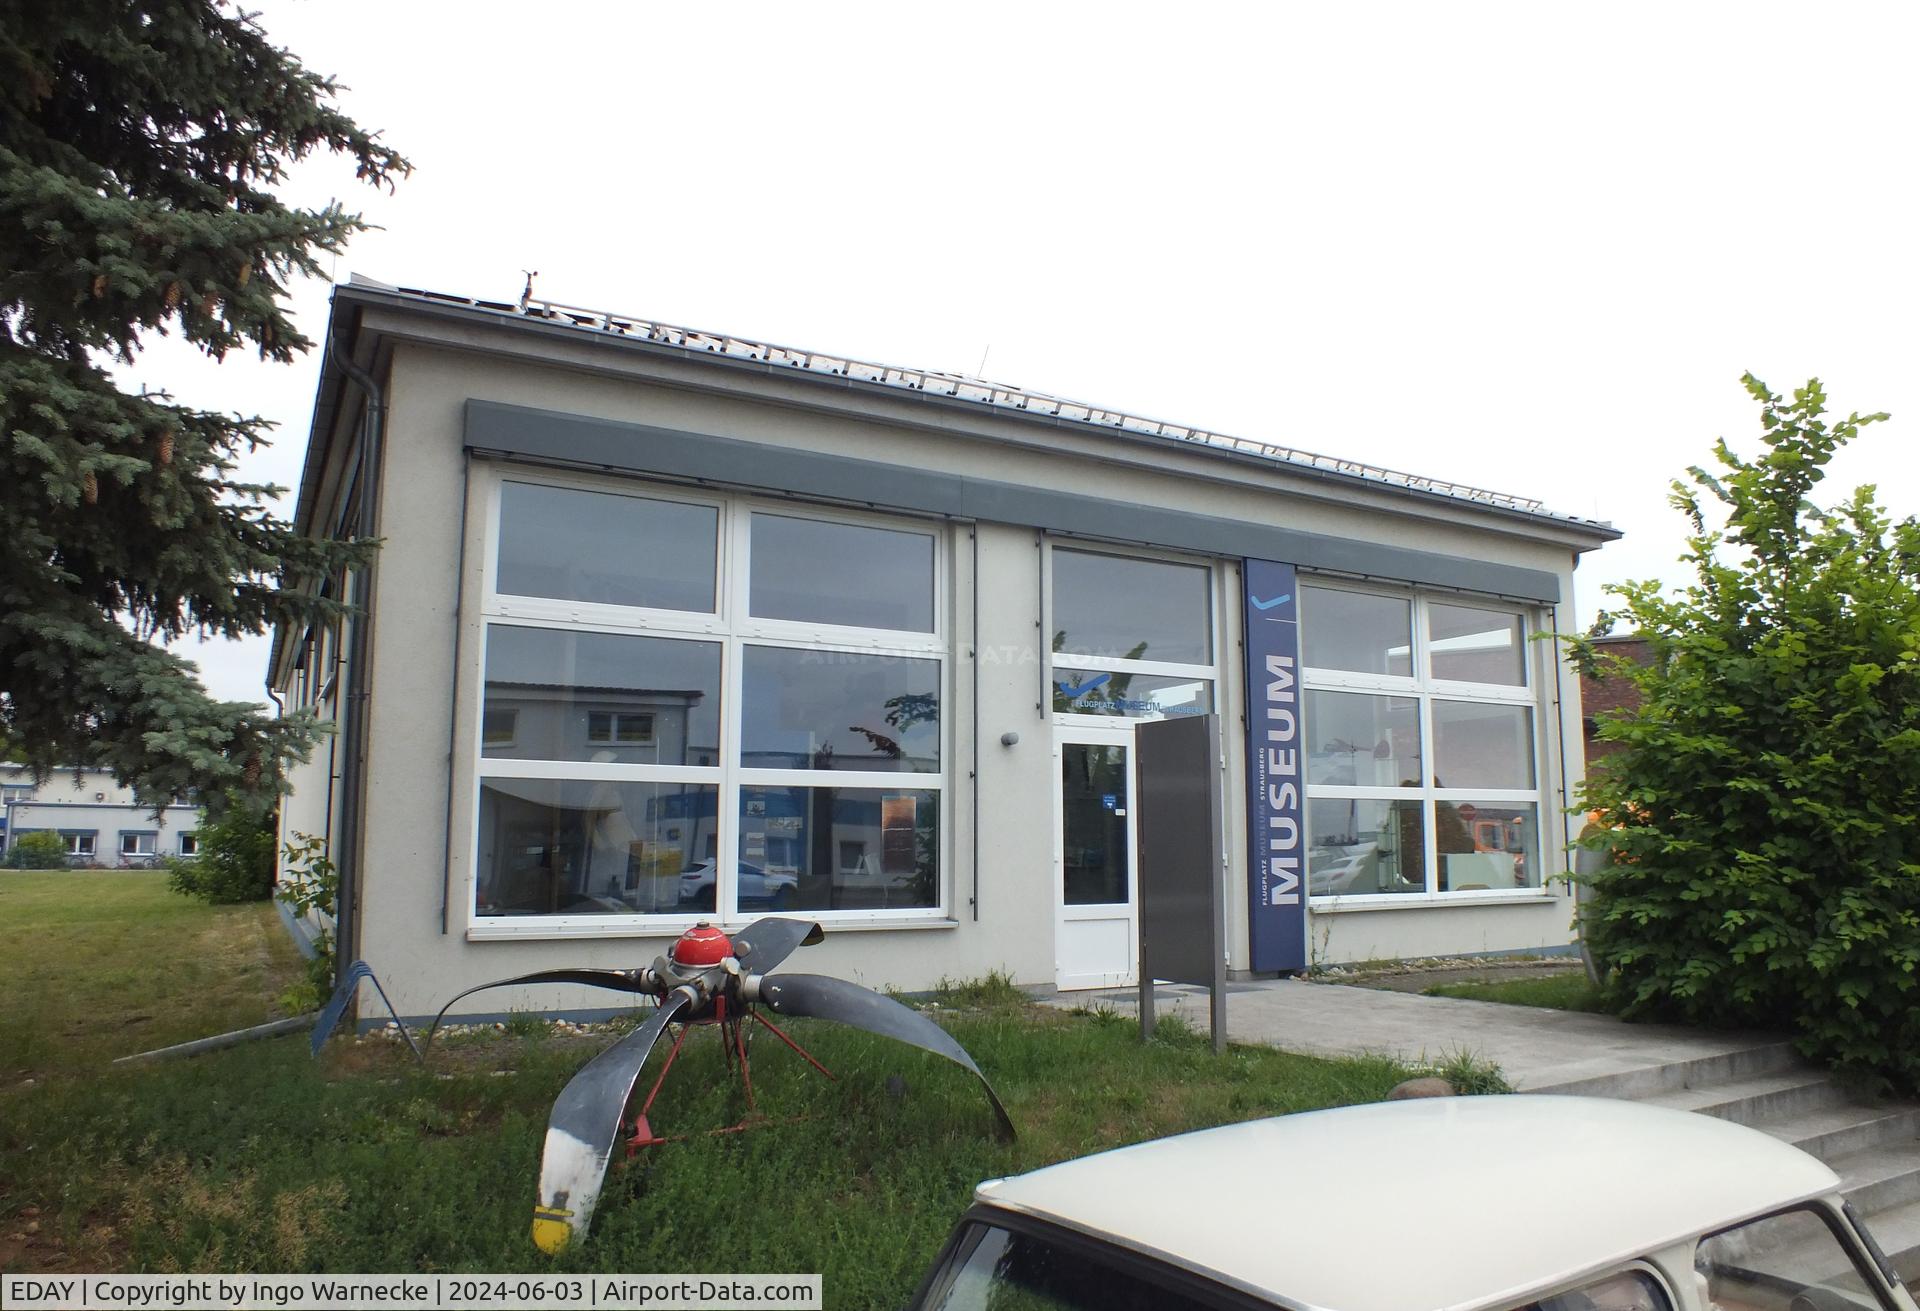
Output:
[142, 1, 1920, 704]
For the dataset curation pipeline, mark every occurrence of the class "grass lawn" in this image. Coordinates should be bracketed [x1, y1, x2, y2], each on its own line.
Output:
[0, 870, 305, 1075]
[2, 872, 1430, 1307]
[1424, 970, 1609, 1012]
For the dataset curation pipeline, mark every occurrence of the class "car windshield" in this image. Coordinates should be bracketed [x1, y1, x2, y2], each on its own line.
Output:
[1695, 1208, 1892, 1311]
[915, 1221, 1237, 1310]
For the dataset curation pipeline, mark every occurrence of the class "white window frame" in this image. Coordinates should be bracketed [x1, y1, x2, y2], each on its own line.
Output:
[1044, 540, 1223, 728]
[178, 832, 200, 856]
[471, 469, 951, 936]
[61, 831, 96, 858]
[1302, 579, 1551, 908]
[585, 710, 655, 747]
[119, 831, 158, 857]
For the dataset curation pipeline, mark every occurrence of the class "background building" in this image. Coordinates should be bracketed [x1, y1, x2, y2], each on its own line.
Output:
[1579, 633, 1653, 770]
[0, 763, 198, 866]
[273, 276, 1620, 1019]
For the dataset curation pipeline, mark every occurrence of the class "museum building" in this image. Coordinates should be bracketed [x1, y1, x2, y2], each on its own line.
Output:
[272, 276, 1620, 1020]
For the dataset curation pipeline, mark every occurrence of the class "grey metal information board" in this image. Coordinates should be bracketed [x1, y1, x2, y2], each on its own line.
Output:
[1135, 713, 1227, 1053]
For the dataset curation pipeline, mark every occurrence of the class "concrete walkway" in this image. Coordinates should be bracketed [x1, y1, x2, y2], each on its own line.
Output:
[1048, 977, 1786, 1092]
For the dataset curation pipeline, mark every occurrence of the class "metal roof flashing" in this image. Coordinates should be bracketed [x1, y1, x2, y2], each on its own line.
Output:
[320, 280, 1620, 545]
[270, 297, 383, 688]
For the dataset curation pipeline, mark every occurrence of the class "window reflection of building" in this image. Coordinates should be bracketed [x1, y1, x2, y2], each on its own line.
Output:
[474, 481, 945, 922]
[1302, 585, 1542, 899]
[484, 683, 706, 767]
[476, 777, 717, 916]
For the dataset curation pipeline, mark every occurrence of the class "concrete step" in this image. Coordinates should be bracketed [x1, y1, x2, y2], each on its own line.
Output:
[1753, 1102, 1920, 1164]
[1859, 1196, 1920, 1285]
[1637, 1068, 1851, 1127]
[1528, 1040, 1804, 1100]
[1831, 1140, 1920, 1216]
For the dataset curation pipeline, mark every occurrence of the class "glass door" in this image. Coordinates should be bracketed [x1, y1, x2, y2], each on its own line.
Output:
[1054, 726, 1138, 990]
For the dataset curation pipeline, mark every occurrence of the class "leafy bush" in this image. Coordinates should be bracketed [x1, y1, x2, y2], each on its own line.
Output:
[276, 831, 339, 1007]
[1572, 376, 1920, 1093]
[4, 831, 69, 869]
[165, 801, 277, 903]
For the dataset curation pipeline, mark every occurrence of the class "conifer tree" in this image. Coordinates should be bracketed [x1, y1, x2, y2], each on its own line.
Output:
[0, 1, 408, 809]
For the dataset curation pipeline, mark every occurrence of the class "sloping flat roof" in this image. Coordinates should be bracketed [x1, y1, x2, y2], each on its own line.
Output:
[274, 279, 1620, 686]
[339, 276, 1616, 536]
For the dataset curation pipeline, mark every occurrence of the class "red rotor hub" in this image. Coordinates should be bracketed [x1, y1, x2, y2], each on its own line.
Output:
[671, 922, 734, 968]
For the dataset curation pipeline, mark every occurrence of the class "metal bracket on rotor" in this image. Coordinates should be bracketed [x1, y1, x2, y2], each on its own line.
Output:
[621, 1000, 838, 1158]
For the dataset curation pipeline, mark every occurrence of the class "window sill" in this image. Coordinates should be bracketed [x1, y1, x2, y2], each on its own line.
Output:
[1309, 890, 1559, 913]
[466, 915, 961, 942]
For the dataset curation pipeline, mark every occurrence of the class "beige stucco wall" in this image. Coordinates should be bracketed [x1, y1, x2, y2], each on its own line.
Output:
[337, 337, 1594, 1018]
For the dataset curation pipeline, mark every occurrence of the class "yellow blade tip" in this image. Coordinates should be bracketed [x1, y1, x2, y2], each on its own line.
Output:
[531, 1212, 572, 1255]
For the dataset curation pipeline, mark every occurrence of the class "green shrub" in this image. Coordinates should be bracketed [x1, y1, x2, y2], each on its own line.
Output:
[4, 831, 69, 869]
[1571, 376, 1920, 1094]
[276, 831, 339, 999]
[165, 800, 276, 903]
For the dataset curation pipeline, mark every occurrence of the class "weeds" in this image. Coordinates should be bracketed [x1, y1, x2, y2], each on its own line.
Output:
[928, 969, 1028, 1011]
[1423, 972, 1605, 1013]
[1416, 1048, 1513, 1095]
[503, 1009, 549, 1039]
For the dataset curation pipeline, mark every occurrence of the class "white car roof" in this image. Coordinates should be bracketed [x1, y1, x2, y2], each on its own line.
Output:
[974, 1095, 1840, 1311]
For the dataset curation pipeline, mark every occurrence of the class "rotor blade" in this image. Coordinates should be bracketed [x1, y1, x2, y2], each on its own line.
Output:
[424, 969, 651, 1048]
[728, 917, 824, 973]
[532, 986, 695, 1254]
[759, 973, 1015, 1142]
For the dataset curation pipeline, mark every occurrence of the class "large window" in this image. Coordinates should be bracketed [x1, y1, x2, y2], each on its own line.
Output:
[1302, 583, 1544, 900]
[1050, 547, 1214, 720]
[476, 476, 946, 925]
[494, 481, 717, 612]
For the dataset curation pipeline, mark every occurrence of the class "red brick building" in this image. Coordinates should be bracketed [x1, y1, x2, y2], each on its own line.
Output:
[1580, 634, 1651, 766]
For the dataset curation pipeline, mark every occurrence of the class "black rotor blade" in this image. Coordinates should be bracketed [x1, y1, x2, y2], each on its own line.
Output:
[532, 986, 695, 1254]
[759, 973, 1015, 1142]
[424, 968, 651, 1048]
[729, 917, 824, 973]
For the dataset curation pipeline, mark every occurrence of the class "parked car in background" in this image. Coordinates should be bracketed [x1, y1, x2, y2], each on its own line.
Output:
[677, 859, 797, 911]
[908, 1096, 1915, 1311]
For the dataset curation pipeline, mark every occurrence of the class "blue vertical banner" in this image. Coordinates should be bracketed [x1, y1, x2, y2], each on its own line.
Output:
[1243, 559, 1306, 973]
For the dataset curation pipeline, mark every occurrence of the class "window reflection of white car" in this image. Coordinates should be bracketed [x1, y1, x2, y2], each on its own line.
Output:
[908, 1096, 1917, 1311]
[1308, 841, 1381, 895]
[676, 860, 797, 911]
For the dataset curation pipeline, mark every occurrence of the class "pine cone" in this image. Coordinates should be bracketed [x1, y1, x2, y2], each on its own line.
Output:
[164, 281, 182, 310]
[91, 273, 108, 298]
[157, 429, 175, 466]
[236, 261, 252, 288]
[81, 470, 98, 504]
[243, 752, 262, 789]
